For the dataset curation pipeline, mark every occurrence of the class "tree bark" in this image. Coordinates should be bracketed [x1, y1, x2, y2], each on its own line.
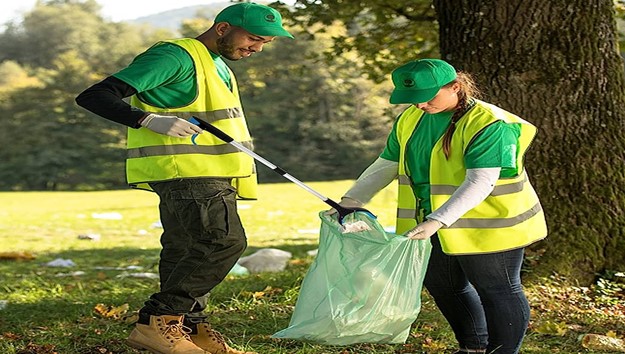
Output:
[433, 0, 625, 284]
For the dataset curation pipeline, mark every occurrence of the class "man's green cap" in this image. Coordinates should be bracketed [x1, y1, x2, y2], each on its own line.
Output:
[214, 2, 294, 39]
[389, 59, 457, 104]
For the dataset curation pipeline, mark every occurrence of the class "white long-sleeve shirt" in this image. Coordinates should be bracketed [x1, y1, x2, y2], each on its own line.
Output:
[343, 157, 500, 227]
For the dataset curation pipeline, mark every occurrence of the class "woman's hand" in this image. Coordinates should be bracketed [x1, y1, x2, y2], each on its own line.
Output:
[405, 219, 444, 239]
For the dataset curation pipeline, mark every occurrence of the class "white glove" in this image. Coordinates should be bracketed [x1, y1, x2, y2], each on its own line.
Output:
[405, 219, 444, 240]
[140, 113, 203, 138]
[324, 197, 363, 216]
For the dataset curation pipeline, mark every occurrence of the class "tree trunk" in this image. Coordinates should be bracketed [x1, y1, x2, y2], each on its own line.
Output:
[433, 0, 625, 284]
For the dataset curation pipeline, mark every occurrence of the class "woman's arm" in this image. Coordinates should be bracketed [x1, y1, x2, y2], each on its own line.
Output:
[427, 167, 500, 226]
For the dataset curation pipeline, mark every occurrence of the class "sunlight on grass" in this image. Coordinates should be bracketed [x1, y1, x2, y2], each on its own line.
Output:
[0, 180, 398, 254]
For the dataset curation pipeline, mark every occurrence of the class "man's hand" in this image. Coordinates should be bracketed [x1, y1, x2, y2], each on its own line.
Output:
[405, 219, 444, 240]
[324, 197, 363, 216]
[140, 114, 203, 137]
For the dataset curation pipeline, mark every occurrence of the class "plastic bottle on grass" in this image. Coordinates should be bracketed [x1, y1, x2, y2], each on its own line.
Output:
[581, 334, 625, 352]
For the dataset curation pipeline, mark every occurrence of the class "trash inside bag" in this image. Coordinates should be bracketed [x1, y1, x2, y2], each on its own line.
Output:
[272, 211, 432, 345]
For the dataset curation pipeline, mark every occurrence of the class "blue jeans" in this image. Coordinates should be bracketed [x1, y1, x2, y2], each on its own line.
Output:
[424, 235, 530, 354]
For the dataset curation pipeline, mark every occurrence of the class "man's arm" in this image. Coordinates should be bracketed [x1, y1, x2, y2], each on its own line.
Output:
[76, 75, 202, 137]
[75, 76, 147, 128]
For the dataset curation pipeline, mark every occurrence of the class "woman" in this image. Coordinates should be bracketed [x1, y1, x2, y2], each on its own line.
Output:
[337, 59, 547, 354]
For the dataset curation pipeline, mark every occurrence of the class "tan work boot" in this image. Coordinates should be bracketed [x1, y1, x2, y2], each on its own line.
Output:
[127, 314, 207, 354]
[189, 323, 256, 354]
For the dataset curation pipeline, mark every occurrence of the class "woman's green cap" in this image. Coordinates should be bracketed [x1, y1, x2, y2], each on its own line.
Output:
[214, 2, 294, 39]
[389, 59, 457, 104]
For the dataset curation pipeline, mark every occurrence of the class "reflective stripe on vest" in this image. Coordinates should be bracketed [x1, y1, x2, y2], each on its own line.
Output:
[395, 107, 424, 235]
[126, 38, 257, 199]
[396, 101, 547, 254]
[396, 174, 419, 234]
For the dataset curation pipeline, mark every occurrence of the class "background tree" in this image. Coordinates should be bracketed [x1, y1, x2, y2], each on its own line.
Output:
[0, 0, 174, 190]
[434, 0, 625, 283]
[0, 51, 127, 190]
[281, 0, 625, 283]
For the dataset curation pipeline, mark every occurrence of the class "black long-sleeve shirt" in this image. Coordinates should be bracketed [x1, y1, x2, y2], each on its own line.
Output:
[75, 76, 146, 128]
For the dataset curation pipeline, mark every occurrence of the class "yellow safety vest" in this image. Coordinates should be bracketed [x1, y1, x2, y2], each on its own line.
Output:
[396, 100, 547, 254]
[126, 38, 257, 199]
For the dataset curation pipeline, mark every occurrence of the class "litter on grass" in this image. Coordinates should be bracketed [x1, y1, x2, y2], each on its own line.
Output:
[55, 271, 86, 277]
[237, 248, 292, 273]
[93, 265, 143, 271]
[77, 233, 100, 241]
[116, 272, 159, 279]
[228, 263, 249, 276]
[581, 333, 625, 352]
[44, 258, 76, 267]
[91, 212, 123, 220]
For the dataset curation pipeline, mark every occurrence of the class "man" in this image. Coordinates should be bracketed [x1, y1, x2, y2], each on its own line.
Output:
[75, 3, 293, 354]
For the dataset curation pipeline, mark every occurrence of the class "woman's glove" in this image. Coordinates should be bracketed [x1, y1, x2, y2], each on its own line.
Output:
[405, 219, 444, 240]
[140, 113, 203, 137]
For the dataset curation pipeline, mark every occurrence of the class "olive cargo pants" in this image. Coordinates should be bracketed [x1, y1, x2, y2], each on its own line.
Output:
[139, 178, 247, 321]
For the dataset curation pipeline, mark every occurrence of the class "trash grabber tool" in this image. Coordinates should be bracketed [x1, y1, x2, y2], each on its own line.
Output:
[189, 117, 375, 224]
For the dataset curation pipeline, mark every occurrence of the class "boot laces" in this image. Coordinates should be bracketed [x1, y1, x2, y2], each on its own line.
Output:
[163, 320, 193, 341]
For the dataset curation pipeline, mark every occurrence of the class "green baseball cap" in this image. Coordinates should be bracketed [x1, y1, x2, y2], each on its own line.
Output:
[214, 2, 294, 39]
[389, 59, 457, 104]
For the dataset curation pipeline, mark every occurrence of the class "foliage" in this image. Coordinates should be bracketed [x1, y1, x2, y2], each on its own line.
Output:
[0, 0, 171, 73]
[0, 187, 623, 353]
[615, 0, 625, 51]
[272, 0, 439, 83]
[0, 61, 42, 91]
[0, 51, 127, 190]
[0, 0, 176, 191]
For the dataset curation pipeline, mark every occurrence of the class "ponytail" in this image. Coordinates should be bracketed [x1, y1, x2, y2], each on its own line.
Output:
[440, 72, 481, 159]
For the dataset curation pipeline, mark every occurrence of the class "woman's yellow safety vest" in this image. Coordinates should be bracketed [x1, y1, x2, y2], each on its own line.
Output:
[395, 100, 547, 254]
[126, 38, 257, 199]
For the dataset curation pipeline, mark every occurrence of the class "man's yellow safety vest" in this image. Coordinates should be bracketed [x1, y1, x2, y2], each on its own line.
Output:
[126, 38, 257, 199]
[395, 100, 547, 254]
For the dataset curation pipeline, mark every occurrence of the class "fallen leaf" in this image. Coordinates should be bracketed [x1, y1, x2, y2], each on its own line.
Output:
[1, 332, 21, 340]
[534, 320, 568, 336]
[0, 251, 36, 261]
[93, 303, 129, 319]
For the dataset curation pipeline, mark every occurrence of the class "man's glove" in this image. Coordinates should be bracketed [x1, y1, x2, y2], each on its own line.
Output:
[324, 196, 363, 216]
[405, 219, 444, 240]
[140, 113, 203, 138]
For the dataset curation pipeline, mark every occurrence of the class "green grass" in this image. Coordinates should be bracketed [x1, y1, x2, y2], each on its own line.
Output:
[0, 182, 623, 354]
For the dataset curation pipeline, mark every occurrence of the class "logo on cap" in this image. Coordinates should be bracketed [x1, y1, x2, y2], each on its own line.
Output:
[403, 79, 415, 88]
[264, 14, 276, 23]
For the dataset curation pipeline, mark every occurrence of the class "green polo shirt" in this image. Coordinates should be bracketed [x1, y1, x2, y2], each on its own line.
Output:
[113, 41, 231, 108]
[381, 110, 520, 214]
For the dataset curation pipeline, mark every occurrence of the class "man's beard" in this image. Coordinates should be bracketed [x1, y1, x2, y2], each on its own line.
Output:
[216, 35, 240, 60]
